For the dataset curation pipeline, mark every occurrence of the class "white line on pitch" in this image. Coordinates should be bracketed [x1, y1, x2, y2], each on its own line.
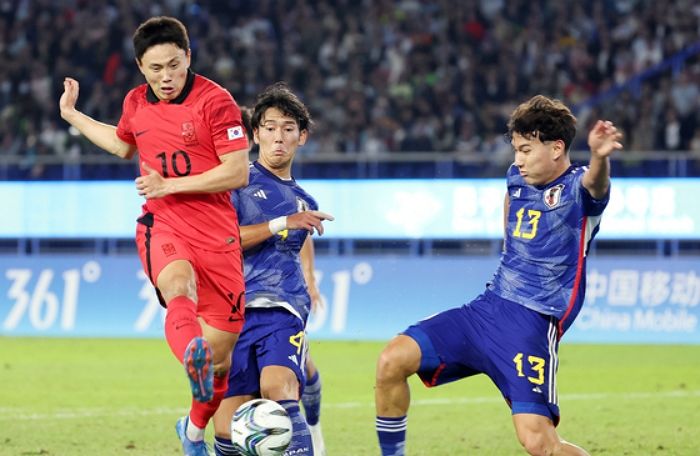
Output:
[0, 390, 698, 421]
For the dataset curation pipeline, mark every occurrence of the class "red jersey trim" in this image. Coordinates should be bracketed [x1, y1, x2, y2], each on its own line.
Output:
[422, 362, 447, 388]
[558, 216, 587, 338]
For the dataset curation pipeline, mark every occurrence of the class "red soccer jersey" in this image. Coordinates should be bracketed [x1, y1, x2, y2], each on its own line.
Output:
[116, 71, 248, 251]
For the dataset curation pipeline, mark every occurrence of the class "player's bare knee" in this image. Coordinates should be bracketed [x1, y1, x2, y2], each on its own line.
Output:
[212, 359, 231, 378]
[376, 340, 417, 384]
[518, 430, 558, 456]
[160, 279, 197, 303]
[261, 379, 299, 401]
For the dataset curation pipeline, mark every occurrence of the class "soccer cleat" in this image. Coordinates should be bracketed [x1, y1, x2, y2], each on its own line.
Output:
[175, 416, 213, 456]
[184, 337, 214, 402]
[308, 422, 327, 456]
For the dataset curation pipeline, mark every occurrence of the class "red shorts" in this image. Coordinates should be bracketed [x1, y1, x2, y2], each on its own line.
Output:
[135, 217, 245, 333]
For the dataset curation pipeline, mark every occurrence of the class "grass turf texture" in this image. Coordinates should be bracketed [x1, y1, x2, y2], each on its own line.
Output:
[1, 338, 698, 455]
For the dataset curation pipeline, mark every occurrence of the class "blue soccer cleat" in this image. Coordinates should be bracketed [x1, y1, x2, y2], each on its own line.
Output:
[175, 416, 213, 456]
[184, 337, 214, 402]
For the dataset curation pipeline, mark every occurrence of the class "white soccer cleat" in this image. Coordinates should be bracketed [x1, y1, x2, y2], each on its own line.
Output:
[308, 422, 326, 456]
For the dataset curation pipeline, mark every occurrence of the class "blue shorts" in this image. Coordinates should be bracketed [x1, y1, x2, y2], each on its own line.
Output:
[404, 291, 561, 424]
[225, 308, 307, 398]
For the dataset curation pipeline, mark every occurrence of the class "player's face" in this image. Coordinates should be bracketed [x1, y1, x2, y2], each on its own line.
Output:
[254, 107, 307, 176]
[511, 132, 567, 186]
[137, 44, 191, 102]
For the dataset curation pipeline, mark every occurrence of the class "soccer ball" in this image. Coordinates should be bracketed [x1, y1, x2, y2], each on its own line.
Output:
[230, 398, 293, 456]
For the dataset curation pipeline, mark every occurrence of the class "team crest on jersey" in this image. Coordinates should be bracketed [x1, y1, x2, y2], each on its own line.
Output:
[162, 243, 177, 256]
[296, 197, 310, 212]
[181, 121, 198, 146]
[543, 184, 565, 208]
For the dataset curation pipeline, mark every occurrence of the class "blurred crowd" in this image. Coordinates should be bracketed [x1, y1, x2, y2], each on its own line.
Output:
[1, 0, 699, 179]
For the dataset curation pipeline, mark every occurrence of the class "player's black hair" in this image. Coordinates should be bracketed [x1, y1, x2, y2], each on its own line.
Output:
[239, 105, 254, 140]
[506, 95, 577, 152]
[250, 82, 312, 132]
[133, 16, 189, 62]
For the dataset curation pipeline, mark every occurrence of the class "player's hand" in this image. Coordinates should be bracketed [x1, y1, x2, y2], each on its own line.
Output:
[588, 120, 623, 158]
[59, 77, 80, 120]
[135, 162, 171, 199]
[307, 282, 324, 314]
[287, 211, 334, 236]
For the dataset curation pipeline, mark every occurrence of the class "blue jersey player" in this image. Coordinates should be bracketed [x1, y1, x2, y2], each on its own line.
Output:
[212, 83, 333, 456]
[375, 95, 623, 456]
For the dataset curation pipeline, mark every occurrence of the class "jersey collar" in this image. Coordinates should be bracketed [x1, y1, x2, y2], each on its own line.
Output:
[253, 160, 296, 185]
[145, 70, 196, 104]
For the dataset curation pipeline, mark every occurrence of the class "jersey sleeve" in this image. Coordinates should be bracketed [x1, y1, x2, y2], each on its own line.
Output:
[205, 89, 249, 156]
[575, 167, 610, 216]
[115, 89, 138, 145]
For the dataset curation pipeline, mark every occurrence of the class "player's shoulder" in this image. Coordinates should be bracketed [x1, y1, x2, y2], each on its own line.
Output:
[193, 74, 235, 103]
[563, 164, 588, 185]
[122, 84, 149, 108]
[294, 182, 318, 208]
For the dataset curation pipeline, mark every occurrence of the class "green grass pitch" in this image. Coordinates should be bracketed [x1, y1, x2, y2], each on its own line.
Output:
[1, 338, 698, 455]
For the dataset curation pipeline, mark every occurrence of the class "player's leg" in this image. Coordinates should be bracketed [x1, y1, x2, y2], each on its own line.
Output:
[182, 248, 246, 449]
[302, 353, 325, 455]
[484, 296, 589, 456]
[135, 225, 203, 368]
[185, 321, 239, 436]
[375, 335, 421, 456]
[212, 320, 259, 456]
[156, 259, 218, 456]
[376, 303, 486, 456]
[213, 394, 255, 456]
[261, 364, 314, 455]
[513, 414, 590, 456]
[156, 258, 200, 358]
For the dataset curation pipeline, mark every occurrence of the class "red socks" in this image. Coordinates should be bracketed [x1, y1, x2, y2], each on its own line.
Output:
[165, 295, 231, 428]
[164, 295, 201, 363]
[189, 374, 229, 428]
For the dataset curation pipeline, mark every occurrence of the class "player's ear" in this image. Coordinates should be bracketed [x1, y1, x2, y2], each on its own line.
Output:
[135, 58, 145, 75]
[298, 129, 308, 146]
[552, 139, 565, 159]
[252, 128, 260, 145]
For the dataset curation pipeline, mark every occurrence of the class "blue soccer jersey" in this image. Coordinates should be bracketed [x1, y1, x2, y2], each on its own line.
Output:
[487, 164, 609, 334]
[232, 161, 318, 323]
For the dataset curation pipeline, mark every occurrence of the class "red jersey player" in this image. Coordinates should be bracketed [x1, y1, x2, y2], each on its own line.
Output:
[59, 16, 248, 456]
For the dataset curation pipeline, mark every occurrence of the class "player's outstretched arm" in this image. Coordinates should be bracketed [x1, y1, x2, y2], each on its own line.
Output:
[59, 78, 136, 160]
[237, 211, 334, 251]
[582, 120, 624, 199]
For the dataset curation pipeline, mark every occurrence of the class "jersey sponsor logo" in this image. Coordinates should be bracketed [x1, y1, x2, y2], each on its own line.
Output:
[543, 184, 565, 208]
[288, 354, 299, 366]
[227, 125, 244, 140]
[511, 188, 522, 198]
[181, 121, 198, 146]
[253, 189, 267, 199]
[135, 129, 149, 137]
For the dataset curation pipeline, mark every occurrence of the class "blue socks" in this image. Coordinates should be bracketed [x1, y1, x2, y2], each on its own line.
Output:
[279, 400, 314, 455]
[214, 436, 241, 455]
[301, 371, 322, 425]
[376, 415, 407, 456]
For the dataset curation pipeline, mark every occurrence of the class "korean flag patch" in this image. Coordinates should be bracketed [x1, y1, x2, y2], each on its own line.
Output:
[227, 126, 244, 140]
